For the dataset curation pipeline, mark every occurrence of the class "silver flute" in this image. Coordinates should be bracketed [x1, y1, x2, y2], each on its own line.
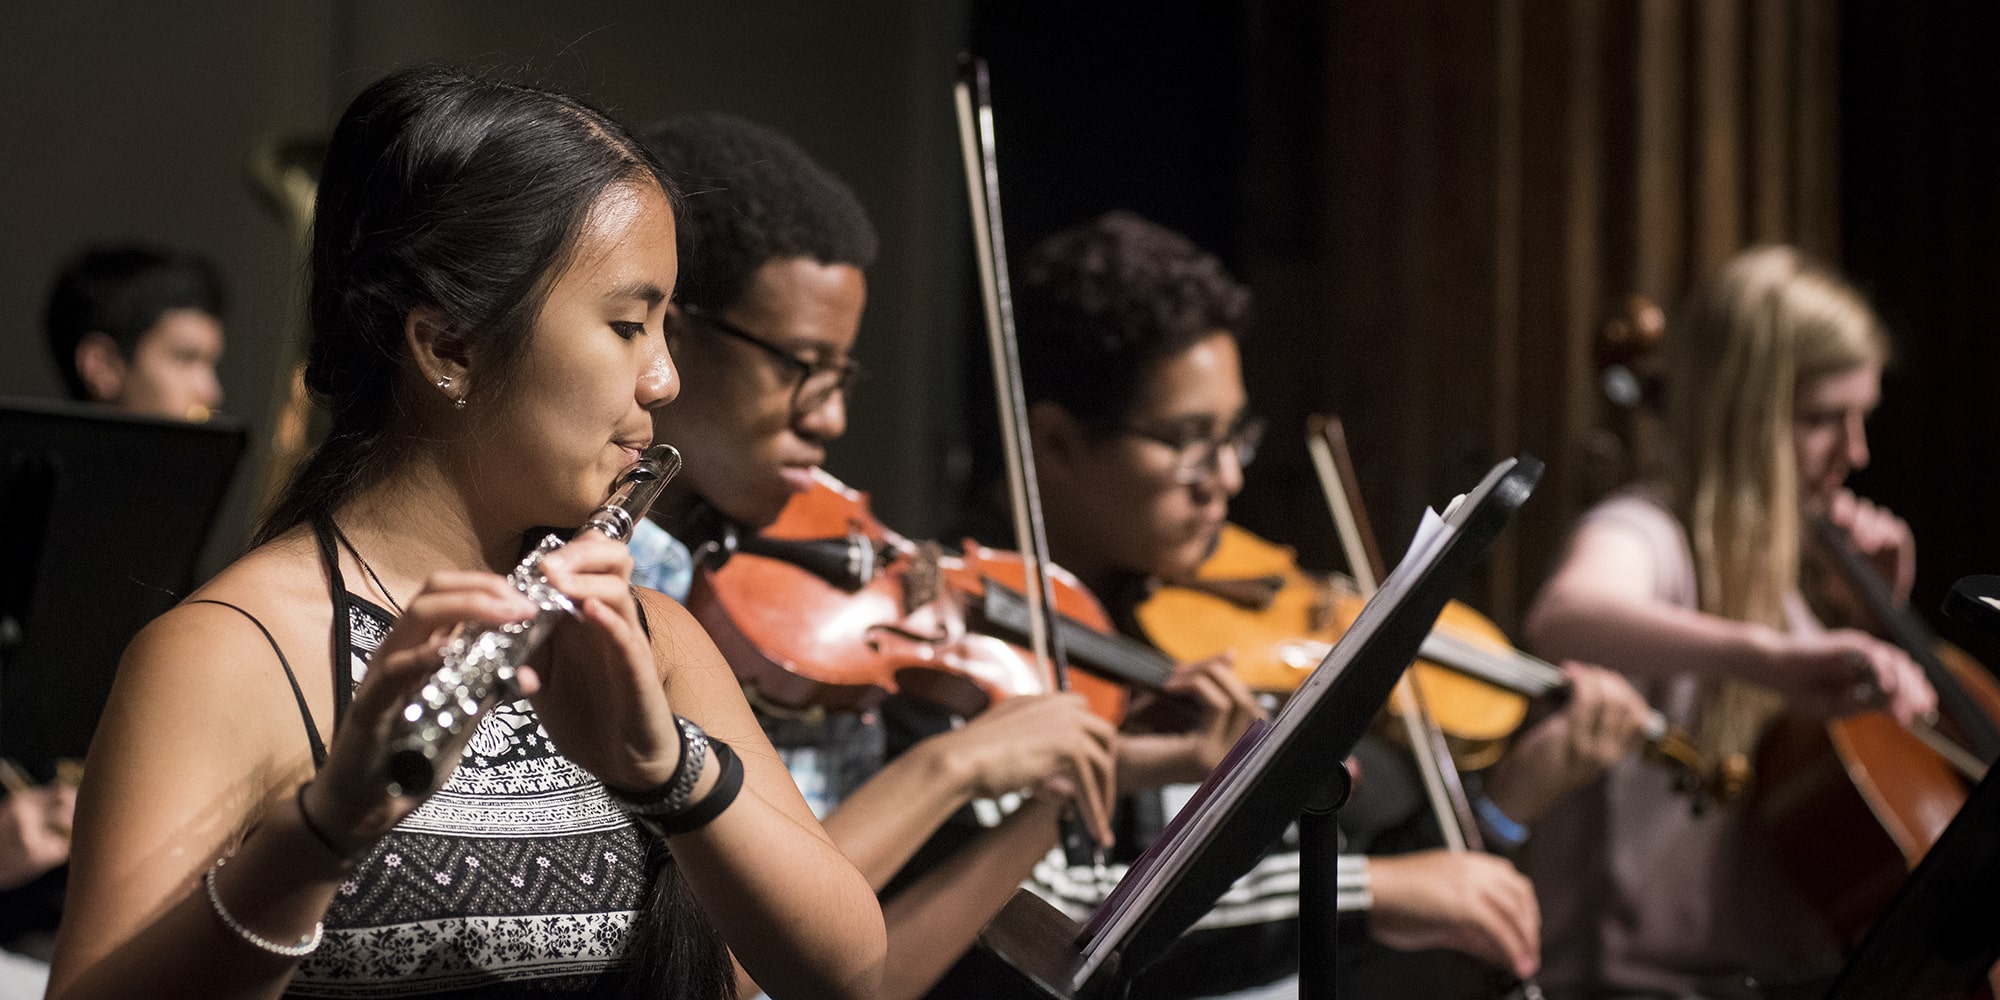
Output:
[384, 444, 682, 796]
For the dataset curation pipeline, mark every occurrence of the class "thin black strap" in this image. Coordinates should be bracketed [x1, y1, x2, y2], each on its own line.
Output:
[311, 515, 359, 730]
[187, 599, 328, 767]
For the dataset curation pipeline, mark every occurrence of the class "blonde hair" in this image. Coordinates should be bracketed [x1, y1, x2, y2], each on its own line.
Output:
[1665, 245, 1889, 761]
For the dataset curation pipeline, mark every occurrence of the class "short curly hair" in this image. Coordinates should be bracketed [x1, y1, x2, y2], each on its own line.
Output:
[1016, 211, 1249, 427]
[640, 113, 877, 311]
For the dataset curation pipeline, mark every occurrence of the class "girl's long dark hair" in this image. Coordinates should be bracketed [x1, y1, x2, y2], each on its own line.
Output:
[258, 65, 671, 544]
[265, 66, 732, 999]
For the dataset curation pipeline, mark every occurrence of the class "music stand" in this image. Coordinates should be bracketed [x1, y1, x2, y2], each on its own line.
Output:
[940, 455, 1543, 999]
[1812, 762, 2000, 998]
[0, 397, 247, 780]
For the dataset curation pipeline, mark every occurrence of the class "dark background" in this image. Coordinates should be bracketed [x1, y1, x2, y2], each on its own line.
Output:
[2, 0, 1993, 654]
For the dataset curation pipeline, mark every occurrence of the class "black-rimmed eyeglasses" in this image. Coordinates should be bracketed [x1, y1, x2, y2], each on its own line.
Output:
[1119, 414, 1266, 485]
[682, 305, 865, 417]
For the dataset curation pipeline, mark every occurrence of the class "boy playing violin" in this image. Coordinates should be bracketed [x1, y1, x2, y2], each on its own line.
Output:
[993, 210, 1659, 998]
[627, 114, 1251, 1000]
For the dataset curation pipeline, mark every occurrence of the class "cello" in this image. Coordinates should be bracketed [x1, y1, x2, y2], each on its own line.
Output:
[1754, 518, 2000, 994]
[1594, 287, 2000, 992]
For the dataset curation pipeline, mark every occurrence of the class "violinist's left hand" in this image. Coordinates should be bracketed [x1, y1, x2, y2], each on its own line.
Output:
[1116, 654, 1267, 790]
[1481, 662, 1650, 828]
[1826, 488, 1916, 609]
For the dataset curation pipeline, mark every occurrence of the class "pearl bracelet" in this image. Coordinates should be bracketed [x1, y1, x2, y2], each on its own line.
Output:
[203, 856, 324, 958]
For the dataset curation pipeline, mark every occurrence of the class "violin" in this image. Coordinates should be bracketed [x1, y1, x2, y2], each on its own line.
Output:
[691, 58, 1189, 730]
[684, 471, 1150, 727]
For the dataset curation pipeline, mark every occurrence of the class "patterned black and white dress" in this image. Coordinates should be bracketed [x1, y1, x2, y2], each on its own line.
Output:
[277, 537, 662, 997]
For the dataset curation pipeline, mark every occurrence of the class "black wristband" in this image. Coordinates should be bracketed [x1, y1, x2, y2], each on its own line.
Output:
[630, 739, 743, 838]
[295, 782, 360, 866]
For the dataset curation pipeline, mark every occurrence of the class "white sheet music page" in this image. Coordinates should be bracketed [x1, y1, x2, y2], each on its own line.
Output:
[1071, 503, 1456, 988]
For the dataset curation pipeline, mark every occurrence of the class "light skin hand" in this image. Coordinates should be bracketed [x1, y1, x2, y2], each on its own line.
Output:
[306, 572, 540, 852]
[531, 533, 690, 792]
[1117, 654, 1266, 789]
[1825, 489, 1916, 608]
[1531, 509, 1938, 730]
[1766, 627, 1936, 726]
[1483, 662, 1650, 825]
[0, 783, 77, 890]
[932, 693, 1118, 847]
[1368, 849, 1541, 980]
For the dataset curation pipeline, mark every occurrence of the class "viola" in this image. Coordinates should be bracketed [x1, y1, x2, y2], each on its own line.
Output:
[1136, 524, 1522, 765]
[685, 471, 1170, 728]
[1136, 523, 1712, 789]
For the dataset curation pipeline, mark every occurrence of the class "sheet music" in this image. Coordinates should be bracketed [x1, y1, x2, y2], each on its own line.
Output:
[1072, 504, 1456, 987]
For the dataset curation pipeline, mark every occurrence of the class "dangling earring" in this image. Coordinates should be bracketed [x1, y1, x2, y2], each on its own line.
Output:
[437, 374, 466, 410]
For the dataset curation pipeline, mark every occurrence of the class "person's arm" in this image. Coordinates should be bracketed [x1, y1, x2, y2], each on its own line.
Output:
[1525, 516, 1934, 724]
[1480, 662, 1652, 826]
[1366, 849, 1541, 980]
[1524, 519, 1785, 684]
[819, 694, 1116, 891]
[47, 597, 406, 1000]
[785, 692, 1114, 1000]
[606, 587, 885, 1000]
[871, 797, 1066, 1000]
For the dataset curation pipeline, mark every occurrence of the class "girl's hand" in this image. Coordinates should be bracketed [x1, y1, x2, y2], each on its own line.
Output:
[1775, 627, 1936, 726]
[529, 532, 687, 792]
[1826, 489, 1917, 608]
[307, 572, 540, 856]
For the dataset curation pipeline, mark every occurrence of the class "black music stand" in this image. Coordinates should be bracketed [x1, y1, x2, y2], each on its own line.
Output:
[1808, 763, 2000, 999]
[0, 397, 247, 779]
[938, 455, 1543, 1000]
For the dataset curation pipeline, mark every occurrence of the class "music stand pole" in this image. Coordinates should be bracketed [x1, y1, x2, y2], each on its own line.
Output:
[1299, 767, 1353, 1000]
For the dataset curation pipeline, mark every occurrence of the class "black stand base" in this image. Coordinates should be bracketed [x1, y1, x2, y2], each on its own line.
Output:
[1299, 766, 1354, 1000]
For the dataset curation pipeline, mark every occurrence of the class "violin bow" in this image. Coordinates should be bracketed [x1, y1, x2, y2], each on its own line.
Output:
[1311, 417, 1559, 998]
[954, 56, 1071, 692]
[958, 56, 1120, 877]
[1306, 415, 1485, 852]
